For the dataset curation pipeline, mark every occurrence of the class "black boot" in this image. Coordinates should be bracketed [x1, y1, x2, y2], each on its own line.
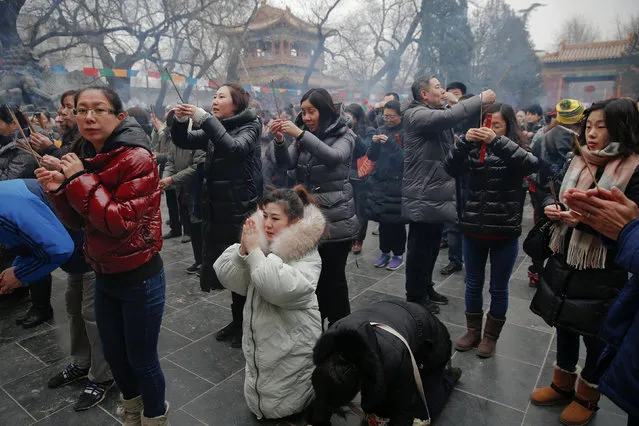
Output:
[19, 274, 53, 328]
[19, 306, 54, 328]
[216, 321, 240, 342]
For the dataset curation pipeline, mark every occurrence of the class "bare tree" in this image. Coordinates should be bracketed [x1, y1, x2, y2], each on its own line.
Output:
[615, 13, 639, 39]
[556, 15, 602, 45]
[327, 0, 422, 93]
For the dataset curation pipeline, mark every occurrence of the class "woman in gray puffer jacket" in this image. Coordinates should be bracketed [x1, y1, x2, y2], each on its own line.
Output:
[271, 88, 358, 326]
[0, 105, 38, 181]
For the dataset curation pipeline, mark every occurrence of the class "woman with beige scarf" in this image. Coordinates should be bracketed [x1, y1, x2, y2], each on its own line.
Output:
[529, 98, 639, 426]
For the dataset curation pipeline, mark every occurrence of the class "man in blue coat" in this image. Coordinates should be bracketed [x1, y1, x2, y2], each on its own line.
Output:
[564, 186, 639, 425]
[0, 179, 74, 327]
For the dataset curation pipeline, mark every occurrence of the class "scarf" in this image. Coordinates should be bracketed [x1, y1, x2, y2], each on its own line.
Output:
[549, 142, 639, 269]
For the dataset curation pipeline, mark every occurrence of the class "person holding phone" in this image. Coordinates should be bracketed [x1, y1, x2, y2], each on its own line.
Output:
[444, 103, 538, 358]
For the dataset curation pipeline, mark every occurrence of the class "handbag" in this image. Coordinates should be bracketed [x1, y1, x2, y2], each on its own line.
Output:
[523, 217, 553, 261]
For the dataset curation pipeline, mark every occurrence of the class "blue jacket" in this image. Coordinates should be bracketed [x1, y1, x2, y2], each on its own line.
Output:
[0, 179, 74, 283]
[597, 218, 639, 419]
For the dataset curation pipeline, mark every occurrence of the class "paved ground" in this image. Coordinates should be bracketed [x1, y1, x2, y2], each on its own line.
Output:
[0, 203, 628, 425]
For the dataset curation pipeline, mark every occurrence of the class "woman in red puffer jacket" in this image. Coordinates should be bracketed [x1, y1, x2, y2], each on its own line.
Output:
[35, 87, 169, 425]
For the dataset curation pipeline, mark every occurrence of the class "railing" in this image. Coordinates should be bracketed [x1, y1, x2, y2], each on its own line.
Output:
[245, 55, 322, 69]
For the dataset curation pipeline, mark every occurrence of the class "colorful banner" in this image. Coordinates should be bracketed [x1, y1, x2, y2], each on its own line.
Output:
[10, 63, 407, 103]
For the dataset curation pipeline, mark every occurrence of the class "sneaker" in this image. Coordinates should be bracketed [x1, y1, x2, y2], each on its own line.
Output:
[528, 270, 539, 288]
[427, 288, 449, 305]
[386, 255, 404, 271]
[162, 230, 181, 240]
[440, 262, 462, 276]
[445, 366, 463, 387]
[352, 241, 363, 255]
[185, 263, 201, 274]
[73, 379, 114, 411]
[47, 363, 90, 389]
[372, 226, 380, 236]
[374, 253, 391, 268]
[407, 297, 440, 314]
[181, 235, 191, 244]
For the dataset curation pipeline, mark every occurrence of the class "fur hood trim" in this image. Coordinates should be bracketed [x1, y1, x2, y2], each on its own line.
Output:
[250, 203, 326, 262]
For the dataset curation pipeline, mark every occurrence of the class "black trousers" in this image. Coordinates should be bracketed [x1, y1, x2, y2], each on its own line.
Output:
[28, 273, 53, 310]
[379, 222, 407, 256]
[317, 240, 352, 326]
[165, 188, 182, 235]
[405, 222, 444, 302]
[190, 222, 203, 266]
[352, 180, 369, 242]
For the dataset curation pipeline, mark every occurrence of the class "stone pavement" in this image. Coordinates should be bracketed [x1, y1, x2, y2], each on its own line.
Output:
[0, 205, 628, 425]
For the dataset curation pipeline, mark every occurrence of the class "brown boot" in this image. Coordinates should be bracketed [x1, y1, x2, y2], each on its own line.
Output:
[559, 376, 600, 426]
[531, 364, 578, 406]
[455, 312, 483, 351]
[477, 314, 505, 358]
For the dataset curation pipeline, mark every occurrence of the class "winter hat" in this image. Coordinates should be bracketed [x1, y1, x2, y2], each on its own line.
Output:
[556, 99, 585, 125]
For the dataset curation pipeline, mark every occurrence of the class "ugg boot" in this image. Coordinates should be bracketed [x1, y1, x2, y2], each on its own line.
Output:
[116, 394, 143, 426]
[559, 376, 600, 426]
[141, 402, 171, 426]
[477, 314, 505, 358]
[455, 312, 483, 351]
[530, 364, 579, 406]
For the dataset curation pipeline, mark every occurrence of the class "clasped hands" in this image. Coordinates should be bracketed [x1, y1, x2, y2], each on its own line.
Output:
[268, 119, 304, 143]
[35, 153, 85, 192]
[239, 218, 260, 255]
[545, 187, 639, 240]
[465, 127, 497, 144]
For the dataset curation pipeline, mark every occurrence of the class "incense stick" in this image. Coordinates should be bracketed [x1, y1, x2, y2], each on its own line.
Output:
[571, 134, 599, 189]
[548, 177, 560, 209]
[165, 68, 185, 103]
[7, 107, 41, 166]
[495, 66, 513, 89]
[479, 92, 483, 128]
[270, 80, 281, 119]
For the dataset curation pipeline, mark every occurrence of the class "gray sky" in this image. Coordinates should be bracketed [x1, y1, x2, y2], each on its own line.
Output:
[501, 0, 639, 52]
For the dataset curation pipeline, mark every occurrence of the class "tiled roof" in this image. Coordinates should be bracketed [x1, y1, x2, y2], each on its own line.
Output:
[541, 35, 636, 63]
[225, 3, 315, 35]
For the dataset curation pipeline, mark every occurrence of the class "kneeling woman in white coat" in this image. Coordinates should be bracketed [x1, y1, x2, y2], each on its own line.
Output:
[214, 185, 325, 420]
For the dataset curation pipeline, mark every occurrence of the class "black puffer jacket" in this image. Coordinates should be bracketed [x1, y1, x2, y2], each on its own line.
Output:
[309, 301, 451, 426]
[443, 136, 538, 238]
[171, 109, 261, 242]
[275, 114, 358, 243]
[530, 165, 639, 336]
[366, 123, 405, 223]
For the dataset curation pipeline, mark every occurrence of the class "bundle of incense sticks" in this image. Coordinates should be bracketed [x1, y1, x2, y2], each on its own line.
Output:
[6, 106, 41, 166]
[270, 80, 281, 119]
[15, 139, 42, 160]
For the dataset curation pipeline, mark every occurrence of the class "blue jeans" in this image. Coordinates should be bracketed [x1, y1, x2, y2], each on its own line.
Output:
[463, 236, 518, 320]
[94, 269, 166, 417]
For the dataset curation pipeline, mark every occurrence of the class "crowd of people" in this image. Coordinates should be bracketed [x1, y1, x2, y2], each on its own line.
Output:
[0, 76, 638, 426]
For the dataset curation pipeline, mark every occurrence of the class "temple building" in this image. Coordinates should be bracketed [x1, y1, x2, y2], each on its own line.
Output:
[224, 1, 342, 88]
[540, 34, 638, 107]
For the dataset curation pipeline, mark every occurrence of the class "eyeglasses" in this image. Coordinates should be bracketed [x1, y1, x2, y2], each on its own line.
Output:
[383, 115, 400, 120]
[74, 108, 116, 117]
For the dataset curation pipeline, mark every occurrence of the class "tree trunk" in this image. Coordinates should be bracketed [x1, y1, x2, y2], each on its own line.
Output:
[226, 46, 240, 83]
[0, 0, 25, 48]
[155, 80, 170, 114]
[302, 38, 325, 91]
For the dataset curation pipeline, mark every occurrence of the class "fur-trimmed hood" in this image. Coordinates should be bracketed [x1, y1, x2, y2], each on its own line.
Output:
[250, 203, 326, 263]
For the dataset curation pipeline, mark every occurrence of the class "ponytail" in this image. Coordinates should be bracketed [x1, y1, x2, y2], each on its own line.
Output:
[292, 184, 314, 206]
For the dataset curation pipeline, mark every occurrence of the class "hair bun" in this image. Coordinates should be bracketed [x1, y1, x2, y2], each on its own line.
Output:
[293, 185, 314, 206]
